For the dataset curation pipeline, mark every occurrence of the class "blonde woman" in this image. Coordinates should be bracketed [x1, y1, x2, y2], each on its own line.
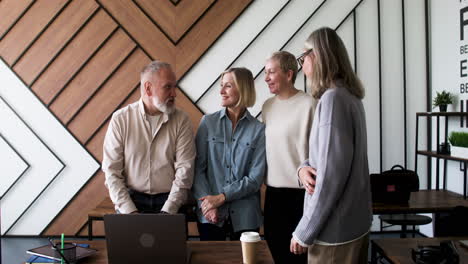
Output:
[290, 27, 372, 263]
[192, 68, 266, 240]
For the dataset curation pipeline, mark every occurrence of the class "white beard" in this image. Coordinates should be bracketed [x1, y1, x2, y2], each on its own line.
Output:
[152, 96, 174, 114]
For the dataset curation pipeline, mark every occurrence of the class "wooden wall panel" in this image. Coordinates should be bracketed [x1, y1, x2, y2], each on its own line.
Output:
[86, 90, 140, 162]
[68, 49, 150, 143]
[13, 0, 99, 84]
[49, 29, 136, 123]
[175, 0, 251, 78]
[1, 0, 253, 236]
[134, 0, 175, 41]
[98, 0, 175, 65]
[0, 0, 33, 37]
[175, 88, 203, 132]
[134, 0, 215, 42]
[42, 171, 107, 236]
[175, 0, 215, 39]
[32, 10, 117, 104]
[0, 0, 68, 65]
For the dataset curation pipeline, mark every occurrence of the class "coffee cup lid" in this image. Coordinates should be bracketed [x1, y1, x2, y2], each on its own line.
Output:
[240, 232, 261, 242]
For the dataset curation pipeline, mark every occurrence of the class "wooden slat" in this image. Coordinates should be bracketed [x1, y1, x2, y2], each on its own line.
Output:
[175, 0, 215, 40]
[0, 0, 68, 65]
[32, 10, 117, 104]
[134, 0, 175, 40]
[13, 0, 99, 84]
[68, 49, 150, 144]
[175, 88, 203, 131]
[175, 0, 252, 78]
[49, 29, 136, 123]
[43, 171, 107, 236]
[98, 0, 174, 65]
[134, 0, 214, 42]
[86, 90, 140, 162]
[0, 0, 33, 37]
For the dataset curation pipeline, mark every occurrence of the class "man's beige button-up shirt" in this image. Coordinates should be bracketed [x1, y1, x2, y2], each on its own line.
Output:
[102, 99, 196, 214]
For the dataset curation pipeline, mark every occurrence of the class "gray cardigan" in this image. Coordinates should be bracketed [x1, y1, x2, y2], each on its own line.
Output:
[293, 86, 372, 245]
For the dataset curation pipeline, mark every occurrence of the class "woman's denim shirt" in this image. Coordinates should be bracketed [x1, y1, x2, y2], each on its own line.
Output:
[192, 109, 266, 232]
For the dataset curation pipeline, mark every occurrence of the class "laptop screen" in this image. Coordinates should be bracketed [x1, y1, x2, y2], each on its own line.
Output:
[104, 214, 187, 264]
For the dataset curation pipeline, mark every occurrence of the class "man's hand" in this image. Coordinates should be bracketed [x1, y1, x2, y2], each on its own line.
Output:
[204, 208, 219, 223]
[298, 167, 317, 194]
[199, 194, 225, 215]
[290, 237, 308, 255]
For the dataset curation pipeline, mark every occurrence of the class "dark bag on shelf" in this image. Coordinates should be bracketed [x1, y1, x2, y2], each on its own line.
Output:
[370, 165, 419, 204]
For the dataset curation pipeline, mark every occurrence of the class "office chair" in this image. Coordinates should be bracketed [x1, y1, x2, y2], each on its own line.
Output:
[379, 213, 432, 238]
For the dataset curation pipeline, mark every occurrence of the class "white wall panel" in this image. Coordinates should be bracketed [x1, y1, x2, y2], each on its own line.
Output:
[357, 0, 380, 174]
[195, 0, 327, 115]
[405, 0, 427, 185]
[0, 97, 64, 234]
[179, 0, 289, 102]
[336, 14, 356, 72]
[0, 135, 28, 198]
[380, 0, 405, 170]
[0, 60, 99, 235]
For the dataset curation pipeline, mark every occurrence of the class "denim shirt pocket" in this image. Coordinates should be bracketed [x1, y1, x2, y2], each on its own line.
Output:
[233, 139, 256, 175]
[207, 136, 225, 163]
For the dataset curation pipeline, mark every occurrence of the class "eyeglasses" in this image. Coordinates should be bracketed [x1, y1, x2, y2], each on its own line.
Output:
[296, 49, 313, 67]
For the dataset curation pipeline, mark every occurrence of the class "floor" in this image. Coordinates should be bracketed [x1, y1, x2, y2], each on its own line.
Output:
[2, 233, 413, 264]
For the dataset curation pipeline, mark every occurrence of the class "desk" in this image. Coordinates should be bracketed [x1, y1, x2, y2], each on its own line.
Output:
[372, 190, 468, 215]
[56, 240, 273, 264]
[371, 237, 468, 264]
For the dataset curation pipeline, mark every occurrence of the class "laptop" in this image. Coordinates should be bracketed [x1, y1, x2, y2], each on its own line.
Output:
[104, 214, 189, 264]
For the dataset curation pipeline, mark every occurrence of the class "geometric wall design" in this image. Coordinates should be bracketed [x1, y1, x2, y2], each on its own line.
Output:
[0, 0, 427, 236]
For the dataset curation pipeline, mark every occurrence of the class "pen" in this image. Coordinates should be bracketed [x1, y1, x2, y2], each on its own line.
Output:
[47, 237, 70, 264]
[61, 233, 64, 264]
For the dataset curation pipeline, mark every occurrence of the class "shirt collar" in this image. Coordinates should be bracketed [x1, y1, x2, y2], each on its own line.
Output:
[219, 108, 253, 121]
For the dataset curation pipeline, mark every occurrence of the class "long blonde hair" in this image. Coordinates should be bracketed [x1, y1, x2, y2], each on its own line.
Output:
[305, 27, 364, 99]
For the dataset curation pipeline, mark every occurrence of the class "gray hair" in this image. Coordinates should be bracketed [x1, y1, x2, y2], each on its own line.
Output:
[141, 60, 171, 77]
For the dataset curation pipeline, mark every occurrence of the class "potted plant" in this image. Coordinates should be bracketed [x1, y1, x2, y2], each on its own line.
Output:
[433, 90, 454, 112]
[448, 131, 468, 158]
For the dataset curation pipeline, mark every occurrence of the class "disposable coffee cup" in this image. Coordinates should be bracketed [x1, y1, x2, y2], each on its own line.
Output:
[53, 242, 77, 263]
[240, 232, 261, 264]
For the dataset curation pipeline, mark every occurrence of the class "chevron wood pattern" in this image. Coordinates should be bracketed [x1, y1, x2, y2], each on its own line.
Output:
[0, 0, 252, 236]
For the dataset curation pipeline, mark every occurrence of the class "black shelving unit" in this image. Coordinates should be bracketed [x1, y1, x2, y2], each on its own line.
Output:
[415, 112, 468, 199]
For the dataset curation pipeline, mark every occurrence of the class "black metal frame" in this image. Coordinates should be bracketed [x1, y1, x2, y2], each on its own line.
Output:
[415, 112, 468, 199]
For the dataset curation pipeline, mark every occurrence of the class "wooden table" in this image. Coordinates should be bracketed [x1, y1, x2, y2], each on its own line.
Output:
[372, 190, 468, 214]
[61, 240, 273, 264]
[371, 237, 468, 264]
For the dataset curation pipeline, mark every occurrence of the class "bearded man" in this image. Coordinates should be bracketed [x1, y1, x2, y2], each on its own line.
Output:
[103, 60, 195, 214]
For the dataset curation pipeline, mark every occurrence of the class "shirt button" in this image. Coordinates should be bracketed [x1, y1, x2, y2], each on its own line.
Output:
[232, 138, 236, 142]
[231, 211, 235, 214]
[227, 165, 230, 168]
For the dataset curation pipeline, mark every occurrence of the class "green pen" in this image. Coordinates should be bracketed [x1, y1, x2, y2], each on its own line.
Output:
[61, 233, 64, 264]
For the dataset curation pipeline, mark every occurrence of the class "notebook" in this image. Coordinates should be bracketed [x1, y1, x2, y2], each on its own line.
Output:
[26, 243, 96, 263]
[104, 214, 190, 264]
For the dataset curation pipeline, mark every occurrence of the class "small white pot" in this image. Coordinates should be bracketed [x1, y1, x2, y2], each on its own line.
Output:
[451, 146, 468, 158]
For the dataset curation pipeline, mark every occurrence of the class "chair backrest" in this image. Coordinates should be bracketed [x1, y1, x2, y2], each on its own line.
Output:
[434, 206, 468, 237]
